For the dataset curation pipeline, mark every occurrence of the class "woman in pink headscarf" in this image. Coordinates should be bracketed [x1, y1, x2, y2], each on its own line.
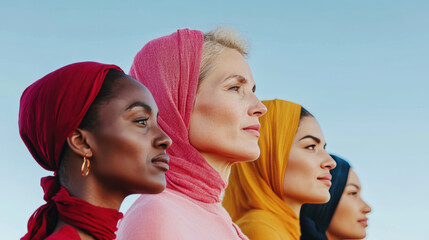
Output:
[20, 62, 171, 240]
[116, 28, 267, 239]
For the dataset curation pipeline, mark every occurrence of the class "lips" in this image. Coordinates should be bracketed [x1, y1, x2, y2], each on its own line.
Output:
[243, 124, 261, 137]
[151, 154, 170, 171]
[317, 174, 332, 187]
[358, 218, 368, 227]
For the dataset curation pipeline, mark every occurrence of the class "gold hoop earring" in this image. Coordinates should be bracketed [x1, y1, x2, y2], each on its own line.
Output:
[81, 156, 90, 176]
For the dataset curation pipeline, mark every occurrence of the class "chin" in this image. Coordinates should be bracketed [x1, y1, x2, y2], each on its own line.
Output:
[220, 142, 260, 163]
[235, 148, 260, 162]
[138, 179, 167, 194]
[243, 142, 261, 160]
[346, 233, 366, 240]
[355, 230, 367, 239]
[145, 185, 166, 194]
[308, 192, 331, 204]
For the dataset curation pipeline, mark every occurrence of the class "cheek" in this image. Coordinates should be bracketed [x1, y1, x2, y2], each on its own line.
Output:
[90, 129, 167, 194]
[193, 94, 240, 127]
[283, 149, 329, 203]
[189, 96, 241, 148]
[91, 127, 151, 176]
[188, 93, 259, 161]
[283, 157, 312, 195]
[97, 131, 144, 158]
[284, 152, 315, 186]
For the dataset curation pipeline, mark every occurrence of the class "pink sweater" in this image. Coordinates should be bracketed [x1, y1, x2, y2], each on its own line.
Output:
[116, 189, 248, 240]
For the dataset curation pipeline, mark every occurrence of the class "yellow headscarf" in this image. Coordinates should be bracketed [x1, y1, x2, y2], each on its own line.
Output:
[223, 99, 302, 240]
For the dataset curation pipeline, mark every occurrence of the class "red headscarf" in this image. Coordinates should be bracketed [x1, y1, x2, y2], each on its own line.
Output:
[19, 62, 124, 240]
[129, 29, 226, 203]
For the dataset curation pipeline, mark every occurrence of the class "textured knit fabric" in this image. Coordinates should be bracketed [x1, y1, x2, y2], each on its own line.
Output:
[117, 29, 247, 239]
[223, 99, 302, 240]
[300, 155, 351, 240]
[19, 62, 124, 240]
[117, 189, 247, 240]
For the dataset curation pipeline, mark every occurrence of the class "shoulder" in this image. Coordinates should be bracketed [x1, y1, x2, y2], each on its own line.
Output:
[116, 191, 195, 240]
[45, 225, 81, 240]
[236, 210, 285, 240]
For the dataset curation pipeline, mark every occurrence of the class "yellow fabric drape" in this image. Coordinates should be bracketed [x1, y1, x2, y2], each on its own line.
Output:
[223, 99, 302, 240]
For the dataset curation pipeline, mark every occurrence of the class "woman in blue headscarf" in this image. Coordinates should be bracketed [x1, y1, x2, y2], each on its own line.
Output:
[300, 155, 372, 240]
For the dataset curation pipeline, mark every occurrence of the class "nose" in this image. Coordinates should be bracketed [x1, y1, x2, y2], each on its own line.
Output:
[153, 127, 172, 149]
[361, 199, 372, 214]
[248, 95, 267, 117]
[321, 152, 336, 170]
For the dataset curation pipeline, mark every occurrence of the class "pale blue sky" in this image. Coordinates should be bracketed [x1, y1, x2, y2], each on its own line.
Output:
[1, 1, 428, 239]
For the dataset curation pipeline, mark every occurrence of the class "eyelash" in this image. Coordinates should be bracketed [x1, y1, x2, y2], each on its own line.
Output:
[229, 86, 240, 91]
[305, 144, 316, 150]
[135, 118, 149, 126]
[348, 191, 358, 196]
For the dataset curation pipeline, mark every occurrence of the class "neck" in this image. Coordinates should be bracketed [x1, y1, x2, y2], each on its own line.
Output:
[282, 196, 303, 216]
[325, 231, 342, 240]
[65, 176, 125, 210]
[200, 152, 233, 182]
[62, 156, 125, 210]
[55, 174, 123, 239]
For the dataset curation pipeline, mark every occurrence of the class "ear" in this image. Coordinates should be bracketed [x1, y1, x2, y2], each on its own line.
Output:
[66, 128, 93, 158]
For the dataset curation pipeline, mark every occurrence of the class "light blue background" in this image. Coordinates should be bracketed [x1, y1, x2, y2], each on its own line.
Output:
[1, 1, 428, 239]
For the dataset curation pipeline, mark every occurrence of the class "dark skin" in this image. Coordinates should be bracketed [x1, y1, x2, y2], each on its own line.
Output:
[53, 75, 172, 239]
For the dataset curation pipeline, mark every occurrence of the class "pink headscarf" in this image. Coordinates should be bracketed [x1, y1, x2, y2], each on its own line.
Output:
[19, 62, 124, 240]
[129, 29, 226, 203]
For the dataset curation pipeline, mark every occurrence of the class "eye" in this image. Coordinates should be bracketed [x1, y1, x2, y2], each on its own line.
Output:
[348, 191, 358, 196]
[135, 118, 149, 127]
[305, 145, 316, 150]
[228, 86, 240, 91]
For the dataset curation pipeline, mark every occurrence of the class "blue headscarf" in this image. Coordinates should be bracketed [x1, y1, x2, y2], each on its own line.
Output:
[300, 154, 351, 240]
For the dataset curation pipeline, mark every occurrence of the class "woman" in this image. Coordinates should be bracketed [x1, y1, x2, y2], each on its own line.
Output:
[116, 28, 267, 239]
[300, 155, 372, 240]
[20, 62, 171, 240]
[223, 99, 336, 240]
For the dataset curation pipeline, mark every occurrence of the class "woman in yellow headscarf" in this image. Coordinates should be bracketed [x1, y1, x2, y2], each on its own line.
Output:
[223, 99, 336, 240]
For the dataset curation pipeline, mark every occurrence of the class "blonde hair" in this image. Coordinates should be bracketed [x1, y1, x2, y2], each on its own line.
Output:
[199, 27, 249, 84]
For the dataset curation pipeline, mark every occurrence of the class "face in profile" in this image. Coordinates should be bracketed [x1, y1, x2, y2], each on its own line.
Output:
[282, 116, 336, 206]
[84, 75, 172, 196]
[326, 169, 372, 240]
[188, 48, 267, 162]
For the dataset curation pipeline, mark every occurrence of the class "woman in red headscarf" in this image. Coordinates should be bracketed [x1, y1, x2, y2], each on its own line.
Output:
[19, 62, 172, 240]
[116, 28, 267, 239]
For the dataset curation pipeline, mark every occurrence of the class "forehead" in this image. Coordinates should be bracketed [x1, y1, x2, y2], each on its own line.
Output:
[207, 48, 255, 85]
[295, 116, 324, 138]
[346, 169, 361, 187]
[105, 76, 158, 113]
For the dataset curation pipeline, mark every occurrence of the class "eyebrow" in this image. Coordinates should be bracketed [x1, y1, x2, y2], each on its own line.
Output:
[299, 135, 320, 143]
[224, 74, 256, 92]
[346, 183, 361, 190]
[126, 102, 152, 113]
[299, 135, 327, 148]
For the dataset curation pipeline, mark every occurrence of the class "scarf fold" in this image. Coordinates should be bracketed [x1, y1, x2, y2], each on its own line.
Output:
[129, 29, 225, 203]
[19, 62, 124, 240]
[54, 186, 123, 240]
[223, 99, 302, 239]
[300, 155, 351, 240]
